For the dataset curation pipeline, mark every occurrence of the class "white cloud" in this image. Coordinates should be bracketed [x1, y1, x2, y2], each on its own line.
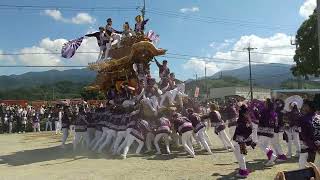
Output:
[0, 37, 99, 74]
[44, 9, 64, 21]
[42, 9, 96, 25]
[71, 13, 96, 24]
[299, 0, 316, 19]
[180, 6, 200, 13]
[209, 39, 235, 51]
[183, 57, 220, 76]
[182, 33, 295, 76]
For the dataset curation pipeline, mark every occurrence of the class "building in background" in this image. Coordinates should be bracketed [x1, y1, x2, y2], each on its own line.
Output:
[209, 86, 271, 100]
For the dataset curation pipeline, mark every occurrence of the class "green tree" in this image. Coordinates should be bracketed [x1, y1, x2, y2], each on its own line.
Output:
[292, 10, 320, 79]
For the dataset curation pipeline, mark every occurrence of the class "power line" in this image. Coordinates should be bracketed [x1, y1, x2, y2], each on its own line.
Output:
[0, 4, 138, 11]
[148, 8, 296, 29]
[0, 65, 86, 67]
[230, 50, 295, 57]
[0, 4, 297, 32]
[0, 51, 294, 68]
[146, 10, 296, 31]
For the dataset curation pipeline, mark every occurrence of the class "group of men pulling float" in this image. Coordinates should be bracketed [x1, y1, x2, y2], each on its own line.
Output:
[56, 91, 320, 178]
[2, 15, 318, 179]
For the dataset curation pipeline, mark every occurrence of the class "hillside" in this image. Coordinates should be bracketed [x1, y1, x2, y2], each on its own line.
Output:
[185, 76, 248, 96]
[211, 63, 293, 88]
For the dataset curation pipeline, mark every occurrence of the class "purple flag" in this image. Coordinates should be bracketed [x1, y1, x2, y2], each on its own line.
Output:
[61, 37, 84, 59]
[146, 30, 160, 44]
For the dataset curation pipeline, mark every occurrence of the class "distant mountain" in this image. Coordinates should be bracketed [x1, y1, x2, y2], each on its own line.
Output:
[210, 63, 294, 88]
[0, 69, 96, 90]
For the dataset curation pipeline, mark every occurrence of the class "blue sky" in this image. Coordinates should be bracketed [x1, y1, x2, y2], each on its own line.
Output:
[0, 0, 314, 80]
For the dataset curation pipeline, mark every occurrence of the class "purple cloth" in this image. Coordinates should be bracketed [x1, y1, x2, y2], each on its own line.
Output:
[61, 37, 84, 59]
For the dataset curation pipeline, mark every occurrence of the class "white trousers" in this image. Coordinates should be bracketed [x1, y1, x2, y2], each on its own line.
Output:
[103, 43, 112, 60]
[112, 131, 127, 154]
[142, 96, 159, 112]
[271, 132, 285, 155]
[33, 123, 40, 132]
[45, 121, 52, 131]
[181, 130, 195, 156]
[122, 134, 144, 158]
[233, 141, 247, 170]
[55, 121, 61, 134]
[196, 128, 212, 153]
[228, 126, 236, 139]
[154, 133, 171, 154]
[97, 46, 106, 61]
[73, 131, 90, 151]
[215, 129, 234, 150]
[92, 128, 108, 151]
[61, 128, 69, 146]
[98, 129, 116, 153]
[146, 132, 155, 151]
[172, 132, 182, 147]
[258, 136, 277, 160]
[285, 129, 301, 156]
[252, 123, 258, 143]
[116, 128, 132, 154]
[87, 127, 96, 144]
[90, 130, 103, 148]
[9, 122, 12, 134]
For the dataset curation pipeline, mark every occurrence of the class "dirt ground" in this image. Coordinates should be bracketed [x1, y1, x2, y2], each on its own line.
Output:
[0, 131, 318, 180]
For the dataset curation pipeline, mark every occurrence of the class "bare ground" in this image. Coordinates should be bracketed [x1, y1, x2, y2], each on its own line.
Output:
[0, 131, 318, 180]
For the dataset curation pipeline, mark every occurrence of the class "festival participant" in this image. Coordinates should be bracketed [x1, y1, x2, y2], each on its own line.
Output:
[134, 15, 149, 34]
[8, 111, 14, 133]
[154, 116, 172, 155]
[122, 22, 135, 38]
[97, 109, 120, 153]
[272, 99, 287, 161]
[112, 113, 130, 155]
[92, 109, 112, 151]
[298, 100, 320, 168]
[186, 108, 212, 154]
[105, 18, 122, 53]
[21, 108, 27, 133]
[121, 117, 151, 159]
[45, 109, 53, 131]
[155, 59, 170, 80]
[232, 105, 256, 178]
[55, 108, 62, 135]
[202, 103, 234, 151]
[249, 105, 260, 144]
[116, 111, 137, 155]
[285, 102, 302, 158]
[73, 106, 90, 151]
[61, 106, 71, 148]
[85, 27, 110, 61]
[86, 108, 96, 144]
[168, 73, 176, 90]
[171, 113, 195, 158]
[89, 108, 105, 148]
[257, 99, 278, 166]
[33, 112, 41, 132]
[141, 78, 161, 116]
[225, 100, 238, 138]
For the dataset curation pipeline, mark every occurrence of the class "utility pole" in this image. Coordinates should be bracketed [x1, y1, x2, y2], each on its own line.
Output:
[205, 62, 208, 99]
[244, 44, 257, 101]
[317, 0, 320, 66]
[141, 0, 146, 19]
[291, 36, 302, 89]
